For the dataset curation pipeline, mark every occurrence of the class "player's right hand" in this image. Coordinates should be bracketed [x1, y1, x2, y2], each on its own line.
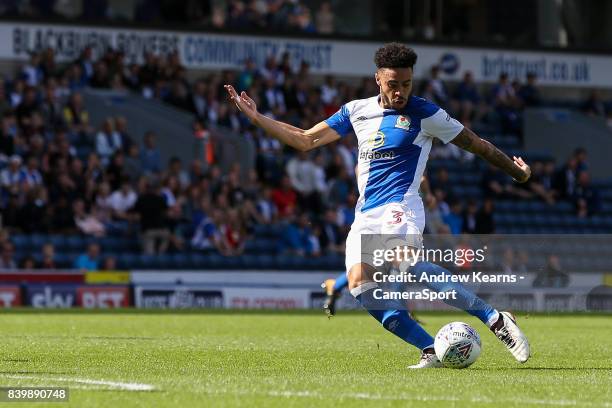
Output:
[512, 156, 531, 183]
[224, 85, 258, 123]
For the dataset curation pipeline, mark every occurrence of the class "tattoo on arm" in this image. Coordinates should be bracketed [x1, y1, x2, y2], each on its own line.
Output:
[451, 128, 525, 181]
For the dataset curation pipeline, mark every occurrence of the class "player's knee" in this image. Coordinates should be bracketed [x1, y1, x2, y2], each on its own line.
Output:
[347, 263, 375, 292]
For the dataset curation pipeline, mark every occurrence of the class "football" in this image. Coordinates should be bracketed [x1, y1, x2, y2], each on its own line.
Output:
[434, 322, 482, 368]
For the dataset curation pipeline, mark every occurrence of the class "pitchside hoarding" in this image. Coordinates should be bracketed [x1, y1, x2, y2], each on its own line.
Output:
[133, 285, 223, 308]
[21, 284, 130, 308]
[0, 285, 21, 307]
[1, 22, 611, 87]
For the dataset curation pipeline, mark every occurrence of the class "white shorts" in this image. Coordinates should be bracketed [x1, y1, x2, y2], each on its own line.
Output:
[345, 196, 425, 273]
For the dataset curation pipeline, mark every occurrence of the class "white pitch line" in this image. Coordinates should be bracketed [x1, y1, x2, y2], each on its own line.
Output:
[1, 374, 155, 391]
[207, 388, 612, 407]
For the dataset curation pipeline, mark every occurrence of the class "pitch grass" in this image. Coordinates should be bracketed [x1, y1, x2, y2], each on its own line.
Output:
[1, 311, 611, 408]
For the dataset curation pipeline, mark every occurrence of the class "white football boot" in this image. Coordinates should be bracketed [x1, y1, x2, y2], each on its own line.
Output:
[491, 311, 530, 363]
[408, 348, 444, 369]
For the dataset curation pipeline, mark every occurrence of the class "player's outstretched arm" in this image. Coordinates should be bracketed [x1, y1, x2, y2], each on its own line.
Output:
[224, 85, 340, 151]
[451, 128, 531, 183]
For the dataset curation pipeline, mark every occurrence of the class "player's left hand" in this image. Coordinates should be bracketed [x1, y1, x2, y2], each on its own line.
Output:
[513, 156, 531, 183]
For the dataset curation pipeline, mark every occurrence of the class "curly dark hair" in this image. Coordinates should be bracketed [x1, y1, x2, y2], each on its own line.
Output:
[374, 43, 417, 69]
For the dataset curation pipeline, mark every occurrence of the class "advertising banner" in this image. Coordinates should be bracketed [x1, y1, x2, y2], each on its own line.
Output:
[84, 271, 131, 284]
[25, 284, 77, 308]
[134, 285, 223, 308]
[1, 22, 611, 87]
[0, 285, 22, 307]
[76, 286, 130, 308]
[223, 287, 310, 309]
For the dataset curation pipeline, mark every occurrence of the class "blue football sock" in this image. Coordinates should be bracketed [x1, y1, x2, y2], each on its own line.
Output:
[332, 273, 348, 293]
[352, 284, 434, 350]
[412, 261, 499, 326]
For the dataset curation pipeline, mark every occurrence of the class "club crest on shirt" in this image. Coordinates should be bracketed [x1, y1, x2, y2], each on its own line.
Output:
[395, 115, 411, 130]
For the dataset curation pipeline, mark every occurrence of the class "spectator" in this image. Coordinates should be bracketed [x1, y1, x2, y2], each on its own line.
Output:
[481, 164, 531, 199]
[462, 199, 479, 234]
[283, 211, 320, 257]
[533, 255, 569, 288]
[96, 118, 122, 165]
[73, 242, 101, 271]
[336, 191, 357, 234]
[63, 92, 92, 134]
[0, 242, 17, 269]
[475, 198, 495, 234]
[240, 58, 262, 92]
[166, 156, 190, 189]
[73, 199, 106, 237]
[133, 178, 169, 254]
[271, 175, 297, 217]
[256, 186, 277, 223]
[286, 152, 322, 210]
[553, 156, 578, 198]
[49, 191, 75, 230]
[319, 208, 343, 253]
[39, 243, 56, 269]
[430, 168, 454, 200]
[573, 147, 588, 172]
[1, 155, 23, 195]
[327, 166, 352, 206]
[102, 256, 118, 270]
[443, 201, 463, 235]
[424, 193, 450, 234]
[114, 116, 133, 153]
[20, 255, 36, 269]
[18, 189, 47, 233]
[498, 248, 516, 275]
[140, 131, 161, 174]
[582, 90, 606, 116]
[217, 208, 247, 256]
[320, 75, 338, 106]
[518, 72, 541, 107]
[490, 73, 521, 134]
[108, 176, 137, 222]
[21, 53, 44, 87]
[21, 157, 43, 190]
[573, 171, 600, 218]
[191, 205, 222, 251]
[315, 2, 334, 34]
[40, 82, 63, 126]
[420, 65, 449, 107]
[123, 144, 142, 182]
[526, 161, 555, 205]
[452, 71, 480, 126]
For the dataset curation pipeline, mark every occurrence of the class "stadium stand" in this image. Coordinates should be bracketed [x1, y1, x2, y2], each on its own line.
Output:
[1, 45, 612, 272]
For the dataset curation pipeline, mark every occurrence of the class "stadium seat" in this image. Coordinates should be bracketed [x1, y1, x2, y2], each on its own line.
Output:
[11, 235, 30, 251]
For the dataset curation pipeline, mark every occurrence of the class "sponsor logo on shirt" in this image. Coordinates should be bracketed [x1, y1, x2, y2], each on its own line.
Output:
[359, 131, 394, 161]
[368, 131, 385, 148]
[359, 150, 395, 161]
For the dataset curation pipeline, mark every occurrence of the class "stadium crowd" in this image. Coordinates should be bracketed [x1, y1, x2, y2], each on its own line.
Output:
[0, 0, 336, 35]
[0, 45, 606, 270]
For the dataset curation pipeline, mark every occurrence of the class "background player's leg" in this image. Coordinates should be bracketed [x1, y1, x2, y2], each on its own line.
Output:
[333, 273, 348, 293]
[322, 272, 349, 316]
